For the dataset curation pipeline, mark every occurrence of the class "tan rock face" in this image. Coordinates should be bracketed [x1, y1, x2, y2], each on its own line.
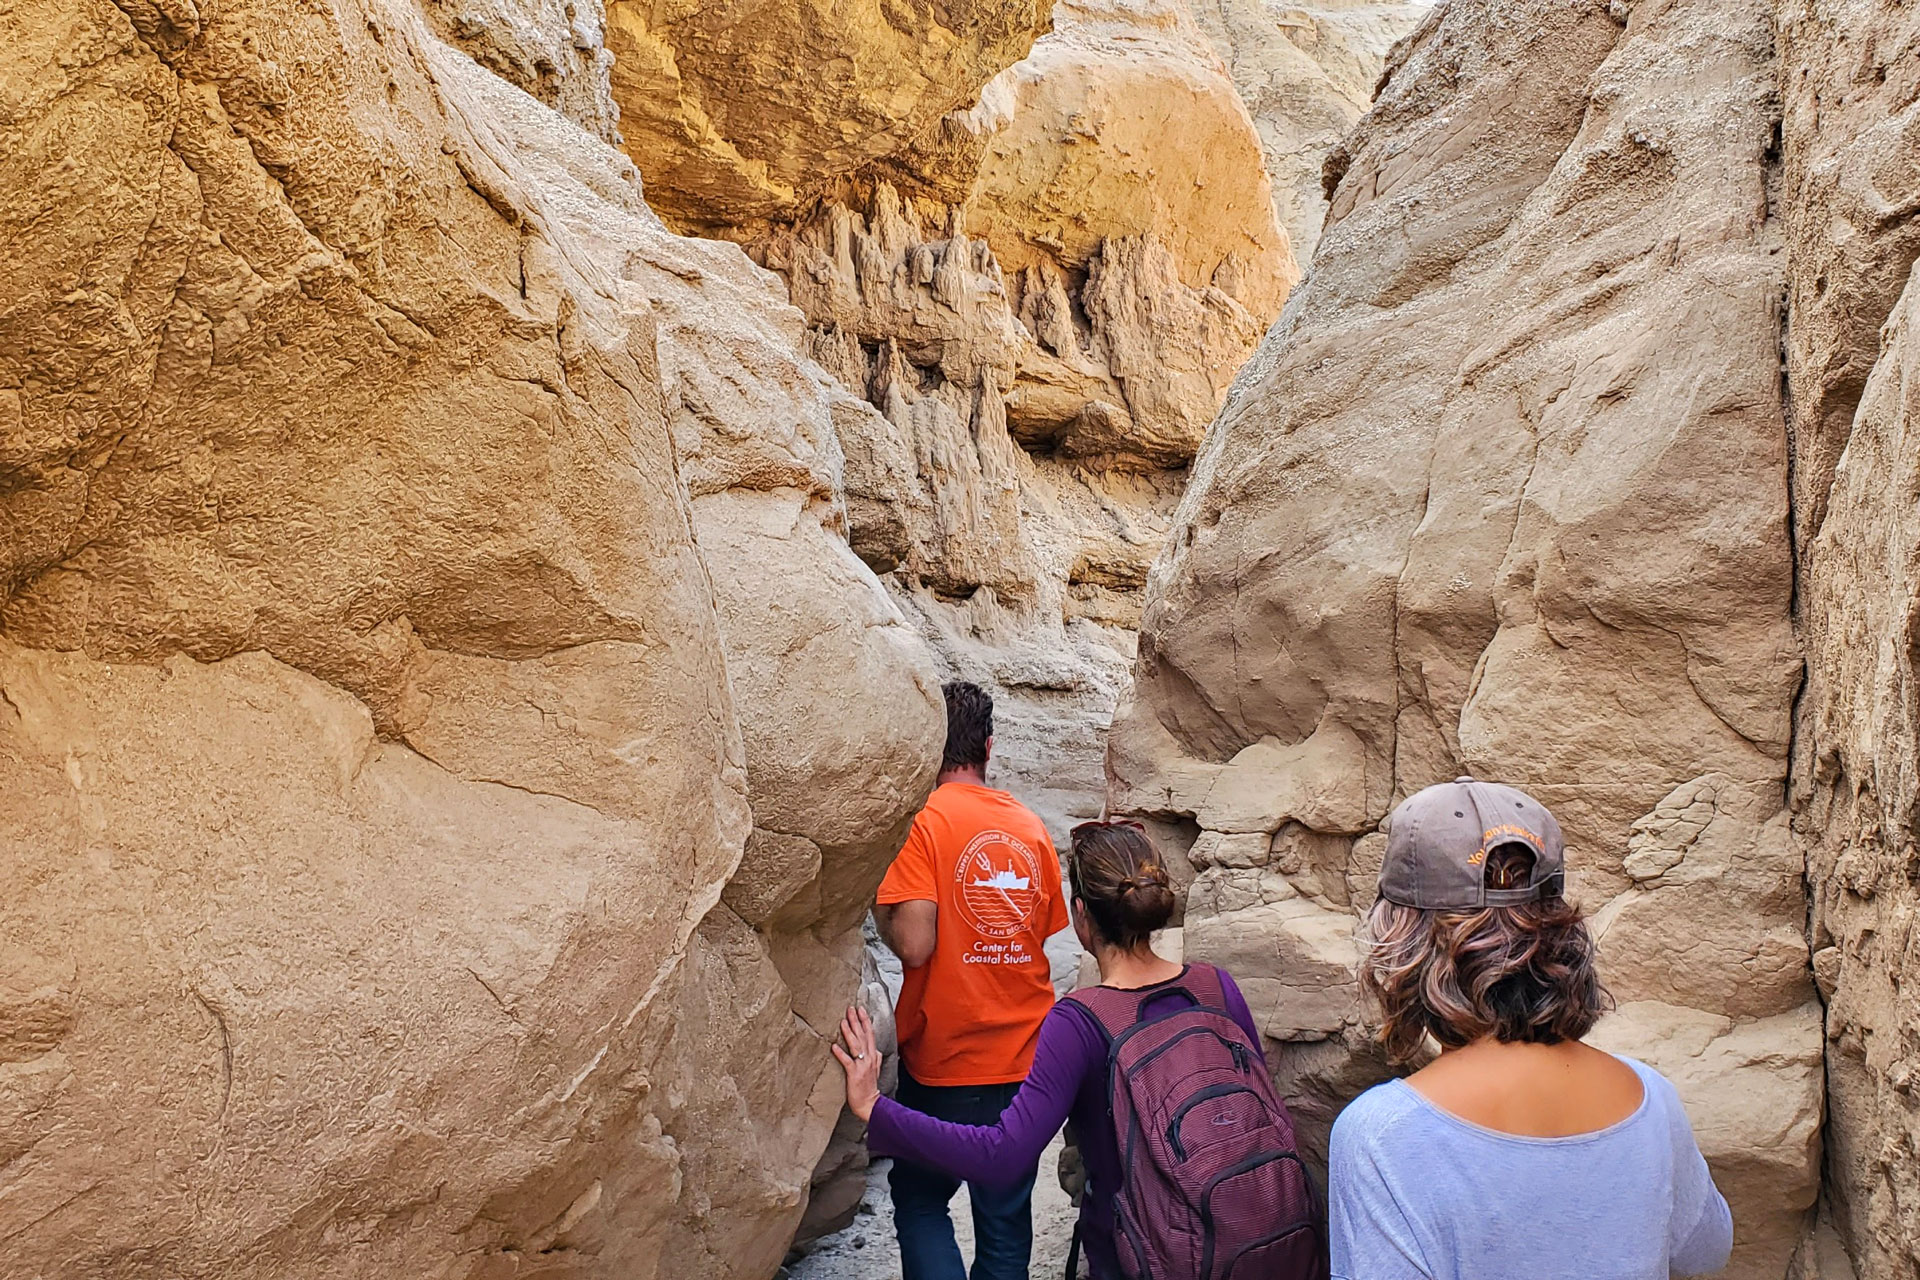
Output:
[735, 1, 1298, 876]
[1781, 0, 1920, 1269]
[1774, 2, 1920, 1274]
[421, 0, 624, 142]
[1190, 0, 1427, 262]
[1796, 259, 1920, 1280]
[0, 0, 939, 1274]
[603, 0, 1054, 232]
[1789, 138, 1920, 1280]
[1109, 0, 1822, 1272]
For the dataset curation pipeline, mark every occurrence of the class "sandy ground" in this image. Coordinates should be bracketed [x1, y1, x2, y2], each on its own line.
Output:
[782, 1136, 1078, 1280]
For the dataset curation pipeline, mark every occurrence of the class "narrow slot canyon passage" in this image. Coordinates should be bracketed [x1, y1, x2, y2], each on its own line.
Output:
[3, 0, 1917, 1278]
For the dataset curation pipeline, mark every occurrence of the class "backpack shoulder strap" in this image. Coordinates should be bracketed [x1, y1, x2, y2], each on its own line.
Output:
[1179, 962, 1230, 1011]
[1063, 964, 1231, 1040]
[1061, 983, 1150, 1042]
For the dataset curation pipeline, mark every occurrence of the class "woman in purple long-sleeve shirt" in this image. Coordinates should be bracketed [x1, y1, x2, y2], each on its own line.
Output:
[835, 821, 1267, 1280]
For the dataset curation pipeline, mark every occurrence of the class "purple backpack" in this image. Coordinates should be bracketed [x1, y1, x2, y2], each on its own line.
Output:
[1064, 964, 1327, 1280]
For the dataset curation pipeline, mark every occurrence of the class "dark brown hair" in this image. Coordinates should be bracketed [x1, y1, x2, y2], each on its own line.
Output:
[1069, 821, 1176, 950]
[941, 681, 993, 771]
[1362, 846, 1610, 1065]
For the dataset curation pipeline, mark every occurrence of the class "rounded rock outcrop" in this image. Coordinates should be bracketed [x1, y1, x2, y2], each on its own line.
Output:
[0, 1, 941, 1275]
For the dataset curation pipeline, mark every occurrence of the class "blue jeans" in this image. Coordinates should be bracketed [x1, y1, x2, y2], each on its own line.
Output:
[888, 1068, 1037, 1280]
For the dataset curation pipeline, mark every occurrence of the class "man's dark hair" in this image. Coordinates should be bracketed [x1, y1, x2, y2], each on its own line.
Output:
[941, 681, 993, 772]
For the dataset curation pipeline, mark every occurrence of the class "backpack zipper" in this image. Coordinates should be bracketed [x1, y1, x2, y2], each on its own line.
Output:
[1166, 1082, 1267, 1160]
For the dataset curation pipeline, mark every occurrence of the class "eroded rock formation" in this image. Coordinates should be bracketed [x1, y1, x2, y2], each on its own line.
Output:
[421, 0, 624, 142]
[1108, 1, 1827, 1275]
[0, 1, 942, 1274]
[599, 0, 1372, 1249]
[730, 0, 1303, 851]
[1190, 0, 1425, 263]
[1786, 0, 1920, 1273]
[602, 0, 1054, 233]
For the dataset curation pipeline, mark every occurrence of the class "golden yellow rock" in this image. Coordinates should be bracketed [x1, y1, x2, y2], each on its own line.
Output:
[965, 0, 1296, 310]
[605, 0, 1054, 231]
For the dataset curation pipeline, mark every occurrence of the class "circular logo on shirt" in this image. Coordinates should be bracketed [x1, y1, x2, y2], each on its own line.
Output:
[953, 830, 1044, 940]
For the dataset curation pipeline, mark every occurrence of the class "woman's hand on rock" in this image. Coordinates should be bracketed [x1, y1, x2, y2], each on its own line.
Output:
[832, 1004, 881, 1122]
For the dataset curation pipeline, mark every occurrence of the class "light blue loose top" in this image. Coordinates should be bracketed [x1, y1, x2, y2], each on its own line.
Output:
[1329, 1056, 1733, 1280]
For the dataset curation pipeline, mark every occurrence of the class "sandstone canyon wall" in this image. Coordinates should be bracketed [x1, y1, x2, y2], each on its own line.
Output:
[604, 0, 1419, 853]
[28, 0, 1908, 1276]
[602, 0, 1054, 234]
[1786, 0, 1920, 1274]
[598, 0, 1336, 1245]
[1190, 0, 1425, 264]
[1114, 0, 1920, 1276]
[0, 1, 949, 1275]
[3, 0, 1414, 1270]
[746, 0, 1305, 844]
[1109, 0, 1823, 1276]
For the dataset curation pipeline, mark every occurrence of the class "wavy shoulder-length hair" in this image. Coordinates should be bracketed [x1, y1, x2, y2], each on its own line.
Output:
[1361, 847, 1611, 1065]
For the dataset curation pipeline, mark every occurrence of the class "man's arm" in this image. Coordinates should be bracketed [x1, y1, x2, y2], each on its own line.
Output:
[874, 899, 938, 969]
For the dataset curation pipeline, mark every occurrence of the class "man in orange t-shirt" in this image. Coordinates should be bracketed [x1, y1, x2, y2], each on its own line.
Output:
[874, 680, 1068, 1280]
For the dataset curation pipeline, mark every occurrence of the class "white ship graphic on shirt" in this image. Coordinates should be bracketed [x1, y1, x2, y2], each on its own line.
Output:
[954, 832, 1044, 940]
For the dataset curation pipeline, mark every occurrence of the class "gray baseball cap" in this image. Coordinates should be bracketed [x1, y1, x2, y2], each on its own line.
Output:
[1378, 776, 1566, 910]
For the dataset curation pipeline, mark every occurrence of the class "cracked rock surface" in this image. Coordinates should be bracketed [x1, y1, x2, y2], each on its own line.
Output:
[1115, 0, 1920, 1275]
[1109, 1, 1830, 1275]
[0, 1, 940, 1275]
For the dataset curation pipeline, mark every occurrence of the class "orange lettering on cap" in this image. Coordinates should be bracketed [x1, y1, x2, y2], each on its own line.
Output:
[1480, 823, 1540, 849]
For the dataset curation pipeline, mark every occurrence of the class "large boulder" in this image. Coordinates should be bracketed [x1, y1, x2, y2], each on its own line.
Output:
[1107, 0, 1820, 1272]
[967, 0, 1298, 465]
[0, 1, 938, 1275]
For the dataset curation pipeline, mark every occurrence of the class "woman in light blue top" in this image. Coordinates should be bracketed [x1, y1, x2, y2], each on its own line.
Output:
[1331, 777, 1733, 1280]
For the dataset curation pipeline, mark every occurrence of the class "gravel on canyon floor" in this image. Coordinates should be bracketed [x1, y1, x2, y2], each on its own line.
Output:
[783, 1132, 1078, 1280]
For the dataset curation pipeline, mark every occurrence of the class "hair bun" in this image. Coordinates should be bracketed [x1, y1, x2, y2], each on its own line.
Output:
[1121, 863, 1170, 894]
[1069, 825, 1178, 948]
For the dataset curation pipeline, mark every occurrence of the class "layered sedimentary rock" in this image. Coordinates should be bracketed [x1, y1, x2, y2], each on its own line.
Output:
[602, 0, 1054, 232]
[1109, 0, 1823, 1274]
[597, 3, 1320, 1248]
[731, 0, 1300, 850]
[0, 2, 942, 1276]
[1786, 0, 1920, 1271]
[1191, 0, 1426, 262]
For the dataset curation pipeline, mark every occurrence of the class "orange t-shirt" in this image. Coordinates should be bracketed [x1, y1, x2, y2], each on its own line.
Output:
[876, 782, 1069, 1086]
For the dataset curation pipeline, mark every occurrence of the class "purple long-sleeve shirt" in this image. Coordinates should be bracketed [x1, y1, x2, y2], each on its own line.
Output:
[868, 966, 1264, 1280]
